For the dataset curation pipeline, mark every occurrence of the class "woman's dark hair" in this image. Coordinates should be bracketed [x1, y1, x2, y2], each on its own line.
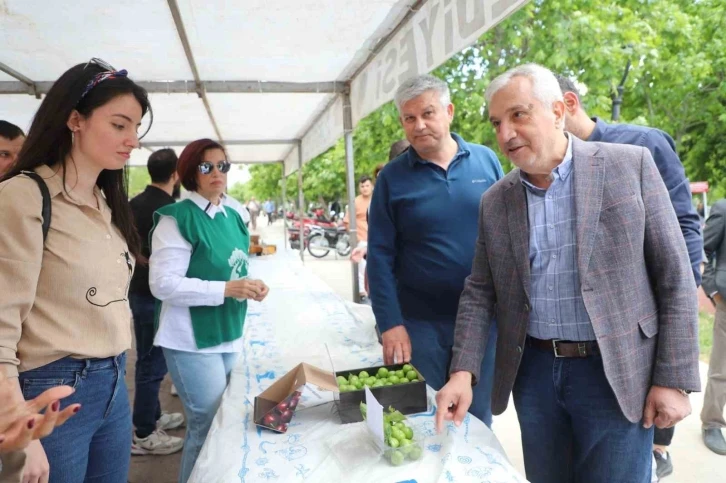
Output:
[1, 61, 152, 260]
[177, 139, 227, 192]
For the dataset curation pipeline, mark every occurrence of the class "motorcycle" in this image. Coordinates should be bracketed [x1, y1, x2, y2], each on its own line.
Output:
[306, 224, 351, 258]
[286, 209, 337, 250]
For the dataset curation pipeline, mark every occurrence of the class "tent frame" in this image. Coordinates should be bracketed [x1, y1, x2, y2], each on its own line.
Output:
[0, 0, 434, 305]
[0, 0, 527, 303]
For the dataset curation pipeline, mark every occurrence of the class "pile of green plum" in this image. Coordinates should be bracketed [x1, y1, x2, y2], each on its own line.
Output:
[360, 403, 423, 466]
[337, 364, 420, 392]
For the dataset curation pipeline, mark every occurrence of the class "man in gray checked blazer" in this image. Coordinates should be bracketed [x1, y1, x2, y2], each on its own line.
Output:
[435, 64, 700, 483]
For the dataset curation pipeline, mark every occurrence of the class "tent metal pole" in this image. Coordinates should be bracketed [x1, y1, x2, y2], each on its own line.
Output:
[281, 161, 288, 252]
[0, 62, 39, 98]
[342, 92, 360, 302]
[167, 0, 224, 145]
[142, 139, 298, 147]
[297, 142, 305, 264]
[0, 80, 345, 95]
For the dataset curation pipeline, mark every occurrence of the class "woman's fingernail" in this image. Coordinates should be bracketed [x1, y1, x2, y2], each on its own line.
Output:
[51, 401, 60, 412]
[73, 406, 81, 413]
[27, 419, 35, 430]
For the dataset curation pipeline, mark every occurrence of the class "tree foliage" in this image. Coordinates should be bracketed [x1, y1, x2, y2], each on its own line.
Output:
[247, 0, 726, 201]
[245, 163, 282, 201]
[126, 166, 150, 198]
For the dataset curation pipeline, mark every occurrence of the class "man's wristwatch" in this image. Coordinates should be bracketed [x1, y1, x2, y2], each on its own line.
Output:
[678, 389, 692, 397]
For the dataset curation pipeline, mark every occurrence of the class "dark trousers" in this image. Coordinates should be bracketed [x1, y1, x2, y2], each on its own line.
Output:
[129, 292, 167, 438]
[654, 426, 674, 446]
[513, 343, 653, 483]
[403, 317, 497, 427]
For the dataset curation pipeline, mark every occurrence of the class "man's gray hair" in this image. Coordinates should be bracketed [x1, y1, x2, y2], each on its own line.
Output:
[394, 74, 451, 113]
[484, 63, 564, 109]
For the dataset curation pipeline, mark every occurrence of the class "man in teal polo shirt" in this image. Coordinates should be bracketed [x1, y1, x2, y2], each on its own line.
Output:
[367, 74, 503, 426]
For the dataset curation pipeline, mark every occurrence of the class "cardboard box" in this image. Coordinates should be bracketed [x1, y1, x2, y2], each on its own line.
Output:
[253, 362, 338, 433]
[335, 363, 427, 424]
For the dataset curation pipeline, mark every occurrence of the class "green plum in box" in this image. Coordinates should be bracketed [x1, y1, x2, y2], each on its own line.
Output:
[360, 403, 424, 466]
[334, 363, 426, 423]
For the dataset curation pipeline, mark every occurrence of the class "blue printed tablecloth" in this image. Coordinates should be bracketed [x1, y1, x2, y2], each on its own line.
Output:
[190, 251, 528, 483]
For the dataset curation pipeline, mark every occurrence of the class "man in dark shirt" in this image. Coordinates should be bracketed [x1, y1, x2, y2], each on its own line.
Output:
[557, 75, 703, 480]
[129, 148, 185, 455]
[367, 74, 503, 427]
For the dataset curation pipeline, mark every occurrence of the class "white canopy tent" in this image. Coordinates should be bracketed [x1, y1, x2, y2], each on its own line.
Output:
[1, 0, 528, 299]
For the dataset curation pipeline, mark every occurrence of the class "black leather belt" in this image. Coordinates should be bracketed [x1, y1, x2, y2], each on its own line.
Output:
[527, 336, 599, 358]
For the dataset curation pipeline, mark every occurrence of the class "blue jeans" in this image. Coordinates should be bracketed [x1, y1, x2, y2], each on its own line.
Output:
[403, 318, 497, 427]
[513, 343, 653, 483]
[163, 348, 238, 483]
[18, 354, 131, 483]
[130, 292, 167, 438]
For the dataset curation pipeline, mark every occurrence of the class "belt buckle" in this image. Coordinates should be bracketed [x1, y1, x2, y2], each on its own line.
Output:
[577, 342, 587, 357]
[552, 339, 564, 358]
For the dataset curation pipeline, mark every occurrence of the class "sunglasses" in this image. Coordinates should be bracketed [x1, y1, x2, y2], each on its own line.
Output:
[84, 57, 116, 72]
[198, 161, 231, 175]
[80, 58, 128, 101]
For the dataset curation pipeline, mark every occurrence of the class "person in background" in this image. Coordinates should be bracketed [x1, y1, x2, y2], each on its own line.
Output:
[367, 75, 503, 427]
[264, 198, 275, 225]
[330, 199, 342, 221]
[344, 175, 374, 301]
[557, 74, 703, 480]
[128, 148, 185, 456]
[700, 198, 726, 456]
[149, 138, 269, 483]
[351, 139, 411, 294]
[224, 192, 251, 228]
[0, 58, 151, 483]
[246, 196, 261, 231]
[0, 121, 25, 176]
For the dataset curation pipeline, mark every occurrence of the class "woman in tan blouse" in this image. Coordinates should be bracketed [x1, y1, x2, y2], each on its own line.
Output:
[0, 370, 77, 453]
[0, 59, 151, 483]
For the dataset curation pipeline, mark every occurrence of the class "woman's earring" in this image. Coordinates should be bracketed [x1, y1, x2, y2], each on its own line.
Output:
[71, 130, 75, 145]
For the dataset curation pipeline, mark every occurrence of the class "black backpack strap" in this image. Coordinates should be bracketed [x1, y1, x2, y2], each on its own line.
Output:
[20, 170, 51, 242]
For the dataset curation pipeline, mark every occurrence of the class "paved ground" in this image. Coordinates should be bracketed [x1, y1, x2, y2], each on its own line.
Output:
[126, 342, 184, 482]
[128, 219, 724, 482]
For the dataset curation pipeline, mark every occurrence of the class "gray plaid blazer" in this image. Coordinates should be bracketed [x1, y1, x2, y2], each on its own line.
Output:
[450, 136, 700, 423]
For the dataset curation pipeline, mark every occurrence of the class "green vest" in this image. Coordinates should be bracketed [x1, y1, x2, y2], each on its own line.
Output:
[152, 199, 250, 349]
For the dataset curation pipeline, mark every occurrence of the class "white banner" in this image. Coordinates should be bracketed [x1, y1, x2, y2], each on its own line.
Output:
[289, 0, 528, 173]
[350, 0, 529, 125]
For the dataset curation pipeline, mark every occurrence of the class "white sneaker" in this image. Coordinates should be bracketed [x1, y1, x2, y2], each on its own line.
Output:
[157, 412, 185, 431]
[170, 384, 178, 396]
[131, 429, 184, 456]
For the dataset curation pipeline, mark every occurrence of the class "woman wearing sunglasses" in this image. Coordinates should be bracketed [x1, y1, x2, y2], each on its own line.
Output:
[0, 59, 150, 482]
[148, 138, 269, 483]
